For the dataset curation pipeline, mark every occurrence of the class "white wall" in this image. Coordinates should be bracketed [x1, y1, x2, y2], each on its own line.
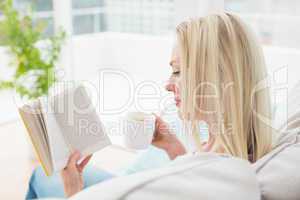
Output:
[71, 32, 173, 82]
[71, 33, 175, 121]
[0, 32, 300, 124]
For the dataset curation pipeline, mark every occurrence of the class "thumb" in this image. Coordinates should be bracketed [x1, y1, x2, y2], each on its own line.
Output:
[153, 114, 167, 128]
[153, 113, 163, 124]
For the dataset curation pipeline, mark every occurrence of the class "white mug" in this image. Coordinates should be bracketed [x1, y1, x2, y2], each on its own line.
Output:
[122, 112, 156, 150]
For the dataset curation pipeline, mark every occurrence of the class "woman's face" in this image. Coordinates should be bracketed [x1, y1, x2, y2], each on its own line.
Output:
[166, 47, 181, 107]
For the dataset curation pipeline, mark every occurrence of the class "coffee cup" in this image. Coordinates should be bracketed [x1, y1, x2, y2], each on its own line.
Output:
[122, 112, 156, 150]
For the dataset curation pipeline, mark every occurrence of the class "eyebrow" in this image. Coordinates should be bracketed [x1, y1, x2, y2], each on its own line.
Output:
[170, 60, 180, 71]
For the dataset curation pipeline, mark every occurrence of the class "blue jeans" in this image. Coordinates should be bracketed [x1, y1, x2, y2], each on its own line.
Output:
[25, 145, 171, 199]
[25, 165, 114, 199]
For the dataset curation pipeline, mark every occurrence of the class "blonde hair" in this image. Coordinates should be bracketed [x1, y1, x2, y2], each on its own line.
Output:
[176, 13, 273, 162]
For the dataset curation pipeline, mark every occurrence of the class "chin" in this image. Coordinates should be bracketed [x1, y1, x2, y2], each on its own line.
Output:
[177, 107, 184, 120]
[178, 113, 183, 120]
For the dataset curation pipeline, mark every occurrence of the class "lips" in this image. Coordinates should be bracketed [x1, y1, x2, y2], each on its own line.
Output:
[175, 98, 181, 107]
[174, 93, 181, 107]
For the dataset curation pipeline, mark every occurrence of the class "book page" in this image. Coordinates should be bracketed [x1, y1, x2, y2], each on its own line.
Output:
[36, 101, 52, 162]
[40, 98, 70, 171]
[19, 102, 53, 175]
[50, 85, 111, 158]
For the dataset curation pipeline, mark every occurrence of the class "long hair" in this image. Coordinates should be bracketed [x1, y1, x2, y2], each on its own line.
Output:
[176, 13, 273, 162]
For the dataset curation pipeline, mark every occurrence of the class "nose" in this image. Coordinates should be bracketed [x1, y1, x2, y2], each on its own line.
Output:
[165, 76, 175, 92]
[165, 82, 174, 92]
[165, 78, 175, 92]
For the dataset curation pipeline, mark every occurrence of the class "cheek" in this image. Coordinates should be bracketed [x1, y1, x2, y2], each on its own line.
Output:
[166, 76, 181, 99]
[166, 76, 175, 91]
[174, 84, 180, 97]
[174, 79, 181, 97]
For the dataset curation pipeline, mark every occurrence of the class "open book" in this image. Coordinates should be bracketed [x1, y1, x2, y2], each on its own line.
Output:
[19, 85, 111, 176]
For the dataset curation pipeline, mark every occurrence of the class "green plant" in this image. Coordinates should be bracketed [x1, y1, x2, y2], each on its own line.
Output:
[0, 0, 65, 99]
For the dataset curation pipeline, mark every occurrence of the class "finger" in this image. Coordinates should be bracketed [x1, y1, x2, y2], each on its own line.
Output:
[78, 154, 93, 172]
[66, 150, 81, 169]
[153, 114, 161, 137]
[153, 119, 163, 139]
[203, 136, 216, 152]
[154, 114, 164, 124]
[154, 115, 167, 129]
[157, 120, 169, 133]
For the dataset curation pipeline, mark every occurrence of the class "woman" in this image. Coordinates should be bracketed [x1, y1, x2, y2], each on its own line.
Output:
[26, 12, 273, 199]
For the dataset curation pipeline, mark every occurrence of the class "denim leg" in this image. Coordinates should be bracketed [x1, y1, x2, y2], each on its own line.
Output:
[25, 165, 115, 200]
[25, 171, 38, 200]
[83, 165, 115, 187]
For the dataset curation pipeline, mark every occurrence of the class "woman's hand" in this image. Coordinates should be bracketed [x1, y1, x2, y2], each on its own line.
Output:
[61, 151, 92, 198]
[152, 116, 186, 160]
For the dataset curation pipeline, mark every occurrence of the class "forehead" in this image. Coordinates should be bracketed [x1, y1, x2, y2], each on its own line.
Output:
[171, 45, 179, 58]
[170, 46, 180, 70]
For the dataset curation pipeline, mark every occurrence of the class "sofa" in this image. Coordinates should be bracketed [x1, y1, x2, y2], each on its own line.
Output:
[36, 82, 300, 200]
[39, 126, 300, 200]
[39, 130, 299, 200]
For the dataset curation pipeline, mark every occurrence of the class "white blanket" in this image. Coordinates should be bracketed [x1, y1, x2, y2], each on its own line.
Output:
[71, 153, 259, 200]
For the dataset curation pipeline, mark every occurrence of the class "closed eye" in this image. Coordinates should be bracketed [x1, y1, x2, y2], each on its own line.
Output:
[172, 71, 180, 75]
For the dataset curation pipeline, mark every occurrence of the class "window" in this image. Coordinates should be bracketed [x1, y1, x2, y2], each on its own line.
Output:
[15, 0, 54, 37]
[72, 0, 105, 34]
[225, 0, 300, 49]
[15, 0, 53, 11]
[72, 0, 104, 9]
[9, 0, 299, 47]
[72, 0, 176, 35]
[6, 0, 176, 36]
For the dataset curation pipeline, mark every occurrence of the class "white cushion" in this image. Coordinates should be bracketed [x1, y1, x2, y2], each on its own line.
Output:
[253, 129, 300, 200]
